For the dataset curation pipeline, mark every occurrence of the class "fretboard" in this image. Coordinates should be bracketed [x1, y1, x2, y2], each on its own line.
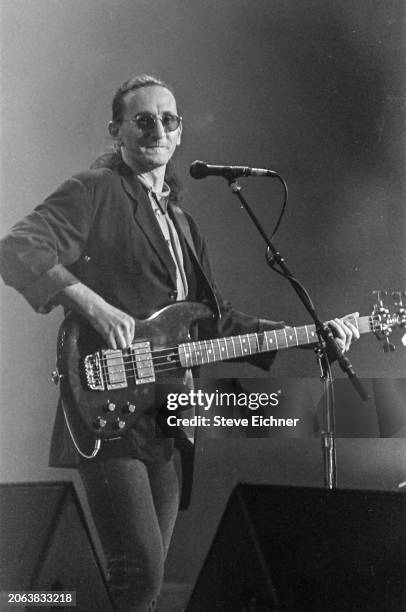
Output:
[178, 314, 371, 368]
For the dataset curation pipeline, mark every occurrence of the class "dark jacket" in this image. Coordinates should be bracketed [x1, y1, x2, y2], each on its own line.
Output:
[0, 161, 282, 467]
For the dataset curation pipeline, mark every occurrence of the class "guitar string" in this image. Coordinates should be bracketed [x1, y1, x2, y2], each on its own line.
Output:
[97, 348, 182, 382]
[97, 349, 183, 384]
[92, 315, 376, 382]
[94, 338, 258, 374]
[95, 338, 258, 383]
[95, 313, 375, 370]
[94, 325, 338, 375]
[96, 336, 267, 374]
[94, 326, 311, 368]
[97, 352, 182, 381]
[94, 313, 376, 370]
[94, 330, 305, 382]
[96, 322, 327, 368]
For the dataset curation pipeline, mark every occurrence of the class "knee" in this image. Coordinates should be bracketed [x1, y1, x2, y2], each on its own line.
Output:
[130, 556, 163, 611]
[108, 550, 164, 612]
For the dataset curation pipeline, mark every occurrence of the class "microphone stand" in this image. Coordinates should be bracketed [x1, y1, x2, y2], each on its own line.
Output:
[315, 346, 337, 488]
[226, 178, 369, 489]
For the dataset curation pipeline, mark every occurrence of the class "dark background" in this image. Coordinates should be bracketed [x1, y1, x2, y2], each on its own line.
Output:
[1, 0, 405, 591]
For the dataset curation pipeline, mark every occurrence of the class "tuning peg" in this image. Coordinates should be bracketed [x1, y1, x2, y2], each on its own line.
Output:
[392, 291, 404, 308]
[372, 290, 387, 308]
[51, 368, 64, 385]
[383, 337, 396, 352]
[393, 291, 406, 328]
[371, 290, 391, 336]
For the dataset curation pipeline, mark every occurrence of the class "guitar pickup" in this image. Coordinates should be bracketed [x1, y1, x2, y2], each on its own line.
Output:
[102, 349, 128, 389]
[84, 349, 128, 391]
[130, 342, 155, 384]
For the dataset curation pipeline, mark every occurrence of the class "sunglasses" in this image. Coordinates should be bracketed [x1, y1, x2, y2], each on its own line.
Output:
[123, 112, 182, 133]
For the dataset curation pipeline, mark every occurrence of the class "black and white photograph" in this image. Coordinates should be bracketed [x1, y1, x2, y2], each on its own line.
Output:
[0, 1, 405, 610]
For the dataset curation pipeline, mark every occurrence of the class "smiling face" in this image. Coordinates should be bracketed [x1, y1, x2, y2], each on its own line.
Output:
[111, 85, 182, 175]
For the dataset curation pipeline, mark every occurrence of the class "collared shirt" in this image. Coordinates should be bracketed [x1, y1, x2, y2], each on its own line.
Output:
[137, 176, 194, 441]
[138, 176, 188, 301]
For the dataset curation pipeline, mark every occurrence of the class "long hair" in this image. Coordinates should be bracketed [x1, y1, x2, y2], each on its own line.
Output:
[91, 74, 183, 204]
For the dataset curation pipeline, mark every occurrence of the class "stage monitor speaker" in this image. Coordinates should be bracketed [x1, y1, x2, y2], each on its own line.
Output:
[187, 484, 406, 611]
[0, 481, 113, 611]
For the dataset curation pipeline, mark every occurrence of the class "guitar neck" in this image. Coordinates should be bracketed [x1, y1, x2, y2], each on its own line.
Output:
[178, 315, 371, 368]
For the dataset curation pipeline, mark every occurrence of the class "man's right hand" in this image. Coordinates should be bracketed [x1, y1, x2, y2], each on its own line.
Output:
[55, 282, 135, 349]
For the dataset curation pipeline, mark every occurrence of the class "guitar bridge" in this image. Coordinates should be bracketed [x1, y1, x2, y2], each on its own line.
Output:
[84, 352, 104, 390]
[85, 349, 128, 391]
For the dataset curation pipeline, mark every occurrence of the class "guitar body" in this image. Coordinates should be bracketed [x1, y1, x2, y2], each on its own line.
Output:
[56, 301, 215, 439]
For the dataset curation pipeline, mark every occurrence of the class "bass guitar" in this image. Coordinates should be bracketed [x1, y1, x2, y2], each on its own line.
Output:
[53, 297, 404, 441]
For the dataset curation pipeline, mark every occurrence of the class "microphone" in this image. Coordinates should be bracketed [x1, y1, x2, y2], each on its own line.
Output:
[190, 160, 277, 180]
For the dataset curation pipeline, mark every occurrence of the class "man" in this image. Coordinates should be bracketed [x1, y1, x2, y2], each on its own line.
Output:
[0, 75, 358, 611]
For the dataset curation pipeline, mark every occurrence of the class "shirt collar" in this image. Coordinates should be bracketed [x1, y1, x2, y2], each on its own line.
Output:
[137, 175, 171, 213]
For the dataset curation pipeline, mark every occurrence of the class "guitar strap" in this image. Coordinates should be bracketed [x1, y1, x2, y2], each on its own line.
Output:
[170, 203, 221, 318]
[169, 204, 221, 510]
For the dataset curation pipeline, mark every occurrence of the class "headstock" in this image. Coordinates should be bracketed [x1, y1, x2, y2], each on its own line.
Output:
[371, 290, 406, 352]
